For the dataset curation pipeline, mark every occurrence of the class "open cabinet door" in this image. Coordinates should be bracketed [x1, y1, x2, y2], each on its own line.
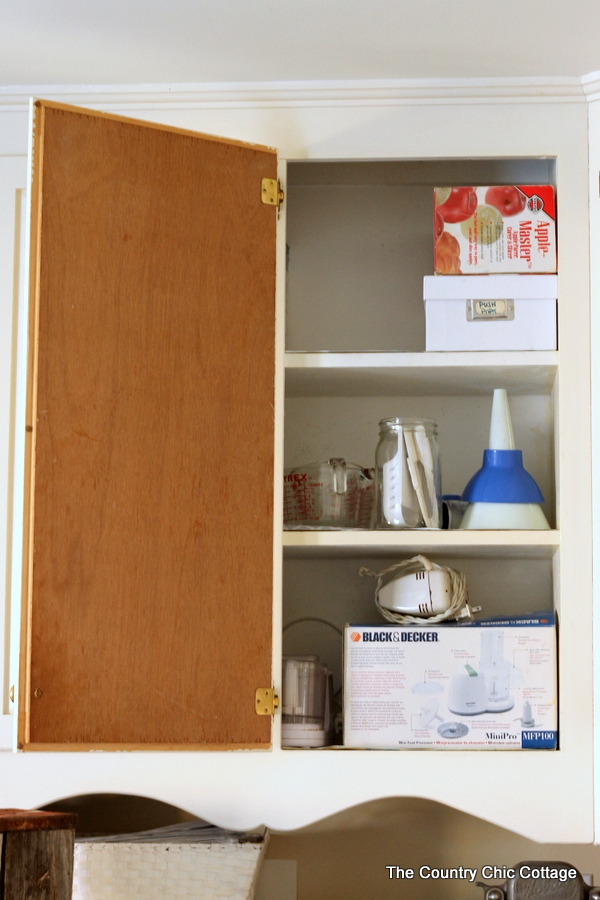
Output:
[18, 100, 278, 749]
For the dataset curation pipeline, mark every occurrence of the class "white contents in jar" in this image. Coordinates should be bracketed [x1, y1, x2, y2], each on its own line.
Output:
[381, 437, 420, 527]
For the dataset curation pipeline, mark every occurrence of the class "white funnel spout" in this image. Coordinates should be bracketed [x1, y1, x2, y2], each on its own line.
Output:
[489, 389, 515, 450]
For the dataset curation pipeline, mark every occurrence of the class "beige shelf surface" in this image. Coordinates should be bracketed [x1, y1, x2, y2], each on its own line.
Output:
[285, 351, 558, 397]
[282, 529, 560, 559]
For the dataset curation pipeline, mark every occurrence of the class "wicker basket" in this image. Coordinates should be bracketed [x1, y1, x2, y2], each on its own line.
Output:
[73, 827, 269, 900]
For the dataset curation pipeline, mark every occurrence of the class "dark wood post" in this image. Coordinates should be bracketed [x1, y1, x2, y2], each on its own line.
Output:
[0, 809, 77, 900]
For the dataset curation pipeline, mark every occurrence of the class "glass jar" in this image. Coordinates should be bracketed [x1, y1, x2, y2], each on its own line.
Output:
[375, 417, 441, 529]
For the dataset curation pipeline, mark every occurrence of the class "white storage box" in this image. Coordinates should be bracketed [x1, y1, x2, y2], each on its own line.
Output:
[343, 612, 557, 749]
[423, 274, 557, 351]
[73, 823, 269, 900]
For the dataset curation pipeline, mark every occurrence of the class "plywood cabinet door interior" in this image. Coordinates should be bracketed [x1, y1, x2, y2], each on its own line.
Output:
[18, 100, 278, 749]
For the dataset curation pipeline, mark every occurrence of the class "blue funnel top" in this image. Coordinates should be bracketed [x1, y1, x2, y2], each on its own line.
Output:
[462, 450, 545, 504]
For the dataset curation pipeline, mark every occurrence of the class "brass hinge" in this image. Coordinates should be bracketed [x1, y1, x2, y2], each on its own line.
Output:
[261, 178, 284, 209]
[255, 687, 279, 716]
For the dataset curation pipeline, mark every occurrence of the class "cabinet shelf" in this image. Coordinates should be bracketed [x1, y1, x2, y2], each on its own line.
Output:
[285, 351, 558, 396]
[282, 529, 560, 559]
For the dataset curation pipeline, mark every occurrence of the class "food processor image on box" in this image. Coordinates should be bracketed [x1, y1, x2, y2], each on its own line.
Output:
[412, 679, 470, 738]
[479, 630, 519, 712]
[448, 631, 523, 716]
[448, 664, 489, 715]
[412, 680, 444, 728]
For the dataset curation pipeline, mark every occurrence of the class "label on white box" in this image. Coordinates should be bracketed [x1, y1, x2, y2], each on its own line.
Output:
[468, 299, 514, 321]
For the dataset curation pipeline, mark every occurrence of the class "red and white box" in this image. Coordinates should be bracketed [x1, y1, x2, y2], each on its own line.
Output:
[434, 186, 557, 275]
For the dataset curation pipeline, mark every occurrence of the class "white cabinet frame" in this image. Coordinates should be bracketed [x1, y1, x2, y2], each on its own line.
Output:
[0, 79, 595, 843]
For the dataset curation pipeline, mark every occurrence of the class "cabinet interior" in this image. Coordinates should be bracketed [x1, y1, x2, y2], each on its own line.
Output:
[283, 555, 554, 699]
[285, 158, 556, 352]
[282, 155, 558, 748]
[284, 392, 555, 520]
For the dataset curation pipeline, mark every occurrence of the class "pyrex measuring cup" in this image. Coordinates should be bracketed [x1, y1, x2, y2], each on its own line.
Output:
[375, 418, 441, 528]
[283, 458, 374, 528]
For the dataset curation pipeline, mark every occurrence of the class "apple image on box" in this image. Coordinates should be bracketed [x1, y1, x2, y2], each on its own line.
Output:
[460, 204, 503, 244]
[484, 185, 527, 217]
[435, 230, 462, 273]
[435, 187, 477, 223]
[435, 208, 445, 239]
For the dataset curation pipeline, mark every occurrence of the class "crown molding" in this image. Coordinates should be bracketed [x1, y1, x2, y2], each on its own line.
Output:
[582, 71, 600, 102]
[0, 76, 589, 112]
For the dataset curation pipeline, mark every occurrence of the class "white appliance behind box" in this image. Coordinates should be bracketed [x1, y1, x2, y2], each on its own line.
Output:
[423, 274, 557, 351]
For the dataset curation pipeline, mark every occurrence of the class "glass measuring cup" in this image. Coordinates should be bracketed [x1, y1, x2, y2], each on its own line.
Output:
[283, 458, 374, 528]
